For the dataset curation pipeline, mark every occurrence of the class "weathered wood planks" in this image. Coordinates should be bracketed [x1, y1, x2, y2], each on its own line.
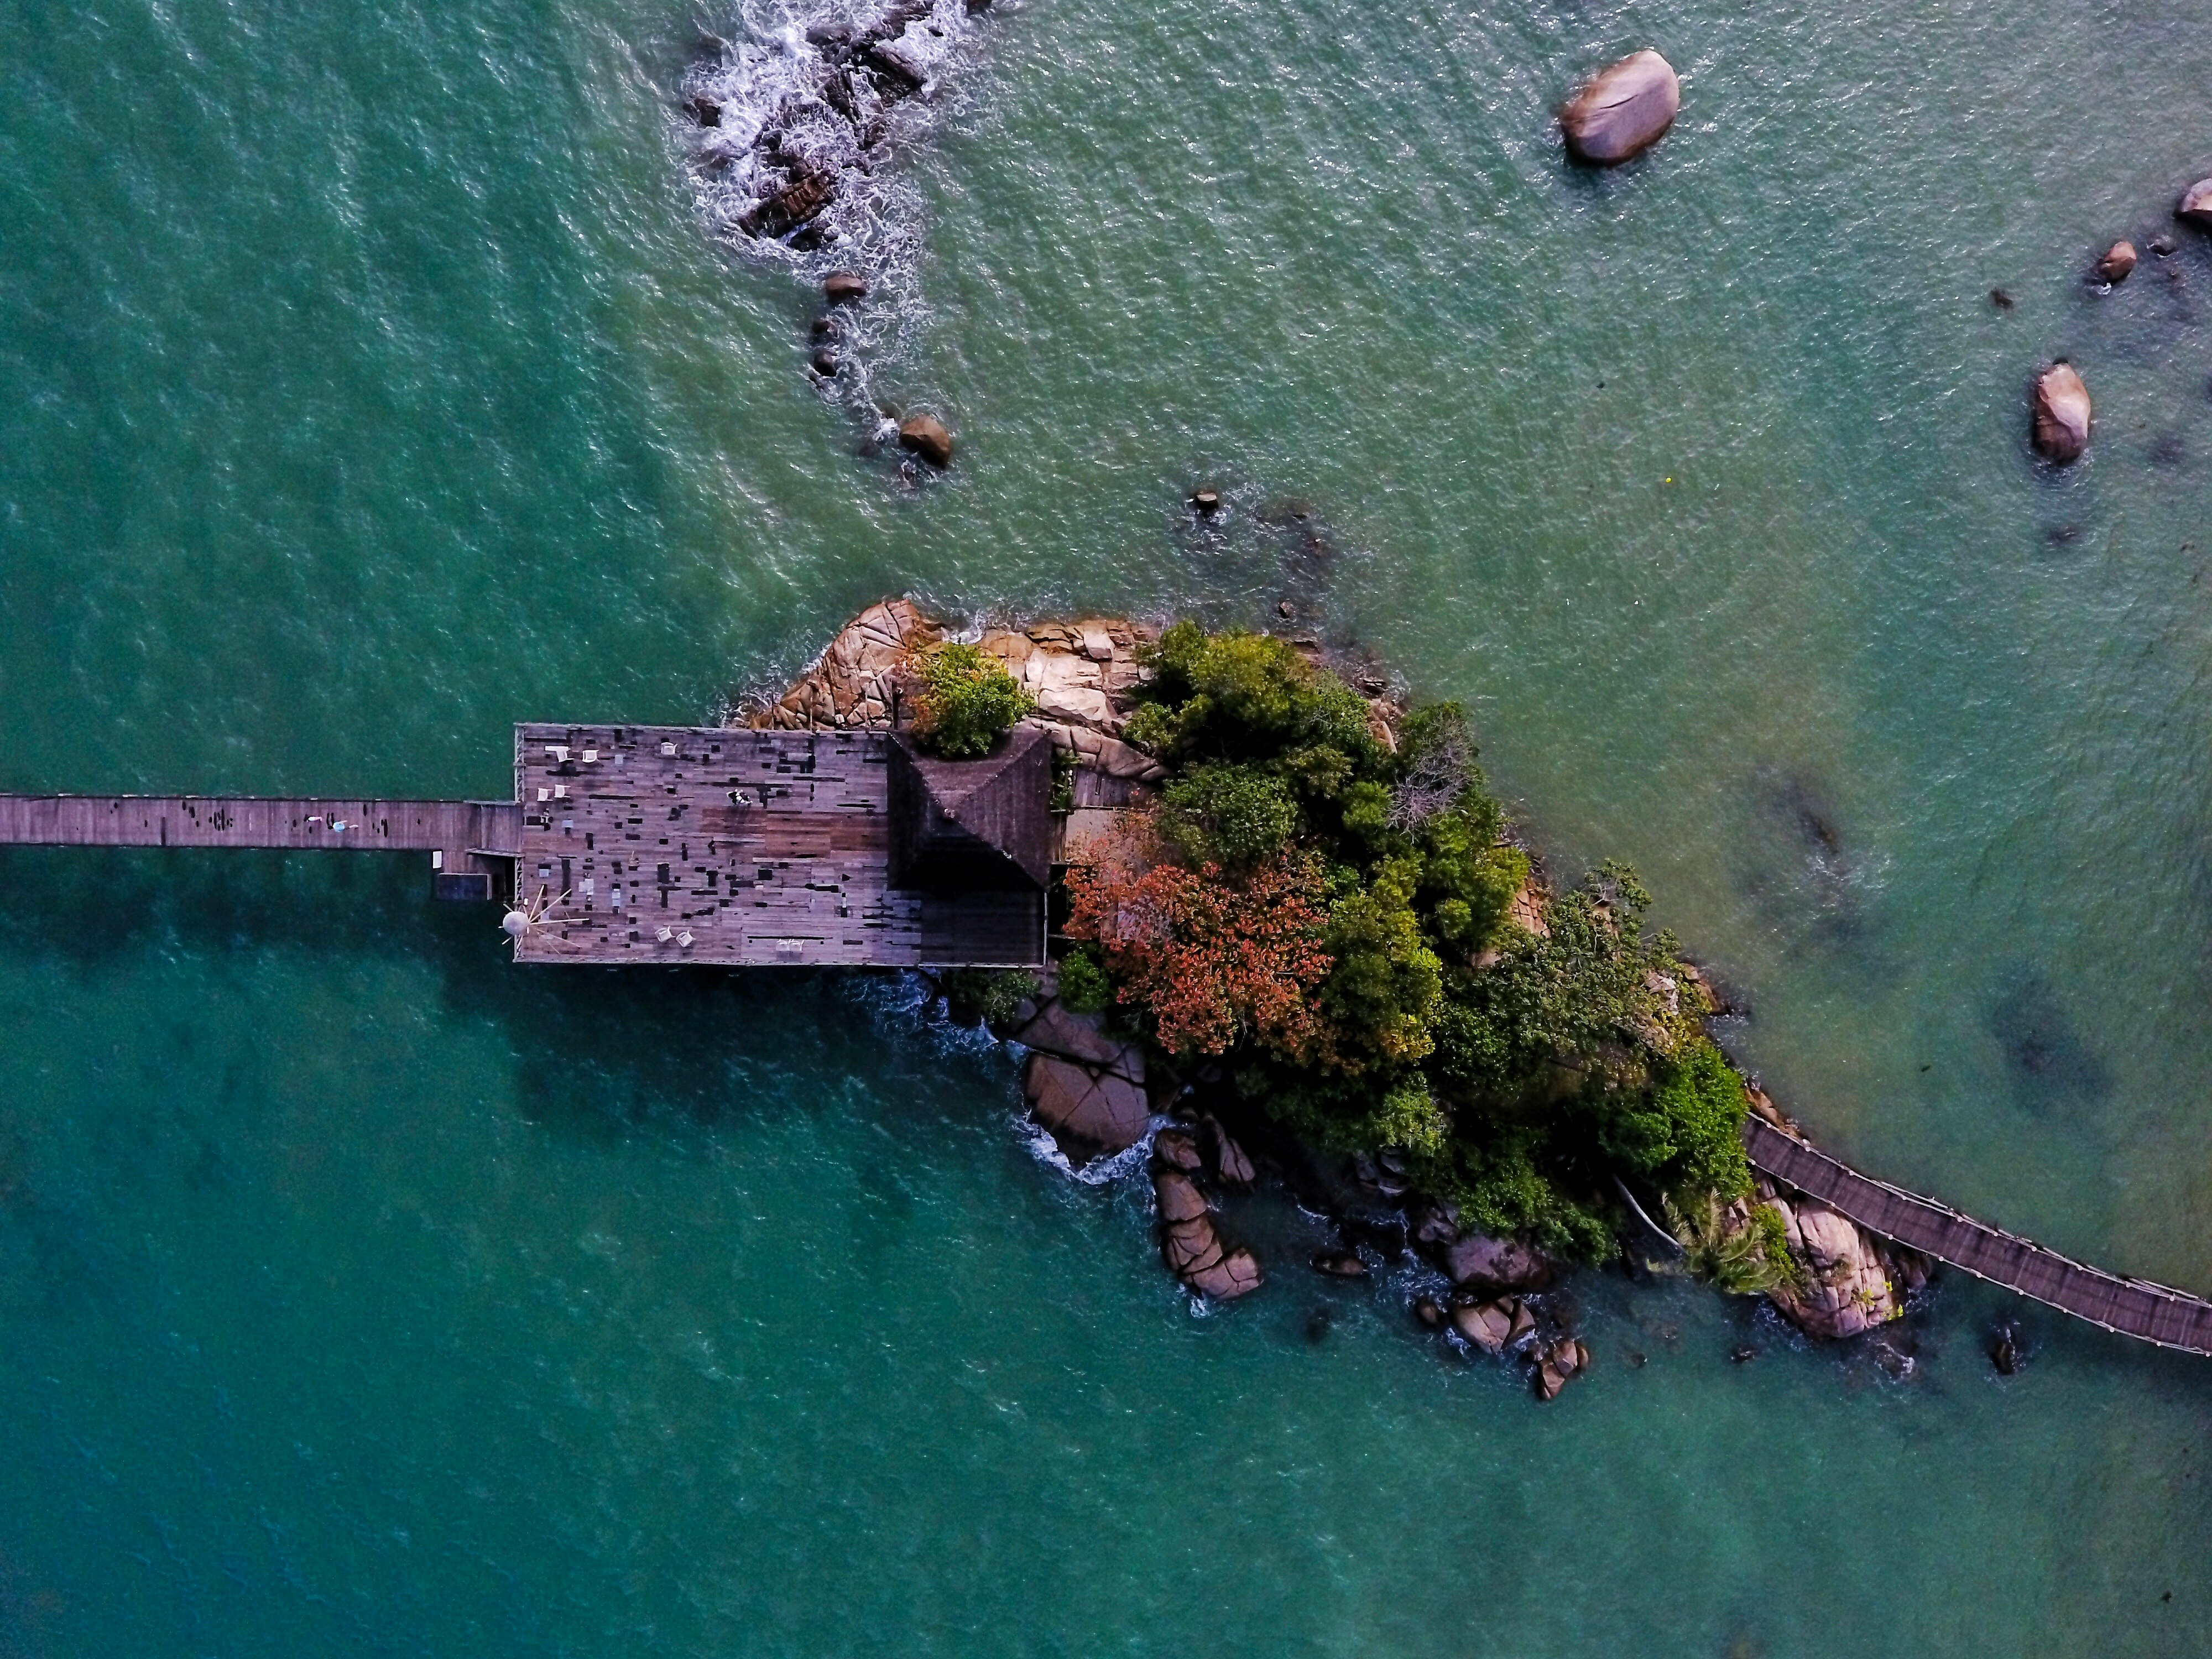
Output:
[509, 723, 1042, 968]
[1744, 1116, 2212, 1355]
[0, 794, 519, 865]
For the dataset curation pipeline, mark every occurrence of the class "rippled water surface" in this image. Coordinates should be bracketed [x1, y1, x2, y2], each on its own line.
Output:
[3, 0, 2211, 1651]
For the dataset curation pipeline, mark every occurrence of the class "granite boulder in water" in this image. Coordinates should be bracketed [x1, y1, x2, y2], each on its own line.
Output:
[898, 414, 955, 468]
[2095, 241, 2137, 284]
[1559, 50, 1681, 165]
[2031, 362, 2092, 464]
[2179, 178, 2212, 228]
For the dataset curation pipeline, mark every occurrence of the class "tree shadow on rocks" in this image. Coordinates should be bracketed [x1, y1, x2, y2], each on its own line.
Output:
[1984, 962, 2111, 1118]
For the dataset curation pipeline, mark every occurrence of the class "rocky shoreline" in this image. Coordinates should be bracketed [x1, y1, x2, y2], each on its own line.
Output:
[737, 599, 1939, 1396]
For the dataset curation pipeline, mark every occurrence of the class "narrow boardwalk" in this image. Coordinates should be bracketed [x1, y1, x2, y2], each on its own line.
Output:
[1745, 1116, 2212, 1355]
[0, 795, 521, 864]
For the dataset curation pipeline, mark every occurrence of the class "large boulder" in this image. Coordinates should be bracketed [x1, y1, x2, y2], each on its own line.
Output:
[1024, 1054, 1149, 1155]
[1442, 1230, 1553, 1292]
[1559, 50, 1681, 166]
[1532, 1337, 1590, 1401]
[1764, 1192, 1914, 1340]
[2031, 362, 2093, 464]
[1450, 1297, 1532, 1354]
[1153, 1168, 1261, 1300]
[2095, 241, 2137, 284]
[2179, 178, 2212, 228]
[898, 414, 954, 468]
[1014, 998, 1138, 1079]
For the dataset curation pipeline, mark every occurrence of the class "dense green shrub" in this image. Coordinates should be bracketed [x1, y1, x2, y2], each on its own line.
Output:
[1316, 858, 1441, 1073]
[1132, 622, 1376, 763]
[1071, 620, 1756, 1264]
[941, 967, 1037, 1027]
[1055, 945, 1112, 1015]
[1157, 762, 1300, 871]
[1602, 1037, 1754, 1205]
[910, 643, 1036, 759]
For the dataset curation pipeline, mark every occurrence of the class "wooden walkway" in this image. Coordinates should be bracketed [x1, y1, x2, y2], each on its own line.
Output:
[0, 795, 520, 865]
[1744, 1116, 2212, 1355]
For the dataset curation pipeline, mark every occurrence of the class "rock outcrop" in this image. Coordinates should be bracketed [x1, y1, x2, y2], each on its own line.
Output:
[2179, 178, 2212, 228]
[1559, 50, 1681, 165]
[1025, 1054, 1149, 1156]
[1532, 1336, 1590, 1400]
[898, 413, 954, 468]
[1451, 1296, 1535, 1355]
[1442, 1229, 1553, 1293]
[1013, 995, 1150, 1160]
[1762, 1187, 1929, 1340]
[2031, 362, 2092, 464]
[2095, 241, 2137, 284]
[1152, 1167, 1262, 1300]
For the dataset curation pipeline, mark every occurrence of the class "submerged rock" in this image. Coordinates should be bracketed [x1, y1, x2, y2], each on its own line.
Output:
[824, 272, 868, 304]
[1310, 1250, 1368, 1279]
[1991, 1323, 2025, 1375]
[898, 414, 954, 468]
[2095, 241, 2137, 284]
[2031, 362, 2093, 464]
[1559, 50, 1681, 166]
[2179, 178, 2212, 228]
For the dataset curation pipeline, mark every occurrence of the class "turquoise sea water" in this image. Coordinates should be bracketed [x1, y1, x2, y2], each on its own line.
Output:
[4, 0, 2212, 1651]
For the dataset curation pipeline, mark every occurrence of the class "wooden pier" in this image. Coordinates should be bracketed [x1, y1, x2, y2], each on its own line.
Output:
[0, 722, 1050, 967]
[1745, 1116, 2212, 1355]
[0, 793, 520, 893]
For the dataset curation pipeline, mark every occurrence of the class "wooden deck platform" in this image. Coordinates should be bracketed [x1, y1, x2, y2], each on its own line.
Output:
[0, 794, 519, 867]
[507, 724, 1044, 968]
[1745, 1116, 2212, 1355]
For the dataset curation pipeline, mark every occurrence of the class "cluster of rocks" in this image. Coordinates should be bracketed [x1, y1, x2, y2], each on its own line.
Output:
[1402, 1203, 1594, 1397]
[681, 1, 987, 435]
[690, 0, 983, 251]
[741, 601, 1170, 851]
[1150, 1125, 1262, 1300]
[2025, 171, 2212, 466]
[1004, 980, 1266, 1302]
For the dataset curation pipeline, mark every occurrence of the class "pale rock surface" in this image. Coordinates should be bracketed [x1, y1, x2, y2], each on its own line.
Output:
[2031, 362, 2092, 464]
[1559, 50, 1681, 165]
[1024, 1055, 1149, 1156]
[1763, 1191, 1921, 1340]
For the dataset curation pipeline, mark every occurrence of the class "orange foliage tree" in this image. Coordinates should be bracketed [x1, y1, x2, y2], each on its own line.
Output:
[1062, 850, 1333, 1060]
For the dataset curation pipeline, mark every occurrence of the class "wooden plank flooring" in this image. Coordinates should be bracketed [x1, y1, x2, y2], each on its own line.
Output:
[0, 795, 519, 864]
[1745, 1116, 2212, 1355]
[510, 723, 970, 968]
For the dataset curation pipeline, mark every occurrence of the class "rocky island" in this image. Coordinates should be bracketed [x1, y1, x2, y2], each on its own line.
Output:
[743, 598, 1931, 1395]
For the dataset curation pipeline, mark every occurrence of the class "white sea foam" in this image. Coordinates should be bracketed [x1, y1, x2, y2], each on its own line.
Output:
[677, 0, 999, 416]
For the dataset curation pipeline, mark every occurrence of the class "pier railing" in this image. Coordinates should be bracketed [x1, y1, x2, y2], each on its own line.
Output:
[1744, 1116, 2212, 1355]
